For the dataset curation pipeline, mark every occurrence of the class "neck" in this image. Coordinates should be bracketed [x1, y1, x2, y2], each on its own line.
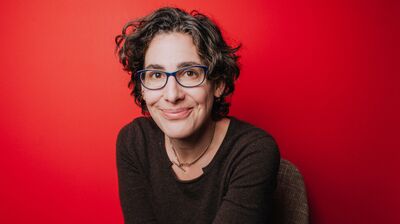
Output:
[168, 119, 216, 162]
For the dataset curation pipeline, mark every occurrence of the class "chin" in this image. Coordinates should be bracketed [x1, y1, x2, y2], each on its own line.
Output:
[159, 119, 195, 139]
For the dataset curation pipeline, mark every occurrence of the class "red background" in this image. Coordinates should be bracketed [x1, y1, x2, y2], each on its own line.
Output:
[1, 0, 399, 223]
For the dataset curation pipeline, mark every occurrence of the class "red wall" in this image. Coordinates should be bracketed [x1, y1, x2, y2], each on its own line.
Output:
[1, 0, 398, 223]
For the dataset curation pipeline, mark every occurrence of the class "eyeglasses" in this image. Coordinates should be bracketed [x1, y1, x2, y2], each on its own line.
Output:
[136, 65, 208, 90]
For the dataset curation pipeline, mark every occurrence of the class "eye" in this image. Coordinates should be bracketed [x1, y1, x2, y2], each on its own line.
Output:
[149, 71, 164, 79]
[183, 70, 199, 77]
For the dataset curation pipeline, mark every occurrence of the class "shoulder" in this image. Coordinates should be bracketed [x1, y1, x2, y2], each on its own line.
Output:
[228, 117, 279, 152]
[219, 117, 280, 195]
[116, 116, 163, 169]
[117, 116, 156, 140]
[116, 116, 160, 150]
[225, 117, 280, 169]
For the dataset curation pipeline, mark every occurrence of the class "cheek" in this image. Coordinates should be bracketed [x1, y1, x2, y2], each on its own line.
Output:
[143, 91, 161, 107]
[190, 89, 214, 110]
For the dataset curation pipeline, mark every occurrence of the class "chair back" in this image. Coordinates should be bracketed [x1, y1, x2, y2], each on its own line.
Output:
[271, 159, 309, 224]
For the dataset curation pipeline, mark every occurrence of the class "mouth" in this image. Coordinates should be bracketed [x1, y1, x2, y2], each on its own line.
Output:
[160, 107, 193, 120]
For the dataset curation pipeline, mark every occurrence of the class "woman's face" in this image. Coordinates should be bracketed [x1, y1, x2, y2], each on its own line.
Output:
[142, 32, 223, 139]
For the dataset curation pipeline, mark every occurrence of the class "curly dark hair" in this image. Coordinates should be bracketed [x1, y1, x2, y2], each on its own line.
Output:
[115, 7, 240, 120]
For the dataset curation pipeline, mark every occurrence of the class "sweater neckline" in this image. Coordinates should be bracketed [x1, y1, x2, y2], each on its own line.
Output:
[157, 117, 236, 183]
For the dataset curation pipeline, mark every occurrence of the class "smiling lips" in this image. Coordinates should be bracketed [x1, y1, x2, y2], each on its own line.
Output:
[161, 108, 193, 120]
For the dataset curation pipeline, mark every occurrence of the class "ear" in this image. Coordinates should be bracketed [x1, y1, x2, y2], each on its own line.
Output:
[141, 88, 146, 101]
[213, 80, 226, 98]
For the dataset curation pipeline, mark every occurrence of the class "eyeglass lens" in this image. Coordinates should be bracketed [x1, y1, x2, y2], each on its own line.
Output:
[140, 66, 206, 89]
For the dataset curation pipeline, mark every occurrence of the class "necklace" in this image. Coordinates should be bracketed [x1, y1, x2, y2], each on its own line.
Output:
[169, 122, 216, 172]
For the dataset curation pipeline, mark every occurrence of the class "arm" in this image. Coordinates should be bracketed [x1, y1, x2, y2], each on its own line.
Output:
[212, 136, 280, 224]
[116, 125, 159, 224]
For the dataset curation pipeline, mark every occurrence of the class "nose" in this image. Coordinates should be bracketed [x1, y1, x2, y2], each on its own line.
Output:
[163, 76, 184, 103]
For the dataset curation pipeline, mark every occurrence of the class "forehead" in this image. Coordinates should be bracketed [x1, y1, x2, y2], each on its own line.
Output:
[144, 32, 202, 70]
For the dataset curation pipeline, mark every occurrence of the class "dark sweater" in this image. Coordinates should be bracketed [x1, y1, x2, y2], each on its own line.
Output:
[116, 116, 280, 224]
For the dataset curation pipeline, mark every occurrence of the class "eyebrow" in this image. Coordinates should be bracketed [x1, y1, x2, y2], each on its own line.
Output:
[145, 61, 202, 70]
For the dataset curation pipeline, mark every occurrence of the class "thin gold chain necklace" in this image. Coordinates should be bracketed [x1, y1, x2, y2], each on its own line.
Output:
[170, 122, 216, 172]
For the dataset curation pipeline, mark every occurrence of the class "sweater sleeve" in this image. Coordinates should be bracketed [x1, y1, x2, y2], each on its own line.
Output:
[212, 136, 280, 224]
[116, 124, 159, 224]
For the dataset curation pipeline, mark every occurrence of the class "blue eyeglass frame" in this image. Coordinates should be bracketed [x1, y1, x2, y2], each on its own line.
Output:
[136, 65, 209, 90]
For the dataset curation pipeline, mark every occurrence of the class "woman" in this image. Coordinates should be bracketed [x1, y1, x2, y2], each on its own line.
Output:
[115, 7, 280, 224]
